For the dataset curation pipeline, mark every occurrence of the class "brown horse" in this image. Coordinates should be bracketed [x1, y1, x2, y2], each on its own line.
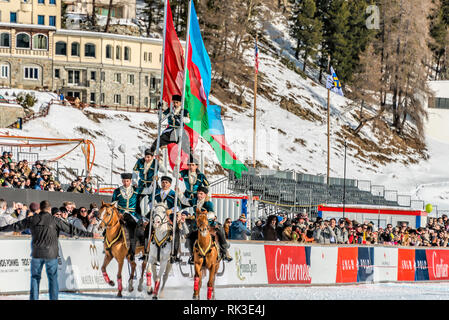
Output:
[97, 201, 147, 297]
[192, 212, 221, 300]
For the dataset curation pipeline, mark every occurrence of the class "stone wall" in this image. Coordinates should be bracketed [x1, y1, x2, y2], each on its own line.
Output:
[0, 103, 25, 128]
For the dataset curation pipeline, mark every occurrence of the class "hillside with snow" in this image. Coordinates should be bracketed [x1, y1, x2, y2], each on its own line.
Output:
[1, 3, 448, 213]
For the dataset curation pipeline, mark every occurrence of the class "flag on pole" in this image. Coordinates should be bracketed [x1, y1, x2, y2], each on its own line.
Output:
[184, 1, 247, 178]
[326, 66, 344, 96]
[163, 0, 199, 171]
[255, 38, 259, 74]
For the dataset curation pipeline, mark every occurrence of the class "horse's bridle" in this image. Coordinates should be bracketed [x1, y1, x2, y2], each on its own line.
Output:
[98, 206, 118, 229]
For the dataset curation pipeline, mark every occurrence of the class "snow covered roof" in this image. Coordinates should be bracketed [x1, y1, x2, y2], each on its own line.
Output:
[0, 22, 56, 31]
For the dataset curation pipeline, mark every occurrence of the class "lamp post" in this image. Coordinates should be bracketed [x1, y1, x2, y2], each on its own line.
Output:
[118, 144, 126, 172]
[343, 140, 347, 219]
[107, 142, 115, 185]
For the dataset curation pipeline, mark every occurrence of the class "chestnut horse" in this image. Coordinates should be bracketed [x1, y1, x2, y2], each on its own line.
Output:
[192, 212, 221, 300]
[97, 201, 146, 297]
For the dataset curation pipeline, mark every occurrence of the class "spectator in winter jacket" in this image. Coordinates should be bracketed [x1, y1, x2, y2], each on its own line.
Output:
[281, 222, 293, 241]
[263, 215, 278, 241]
[0, 200, 27, 235]
[335, 218, 349, 244]
[223, 218, 232, 239]
[229, 214, 251, 240]
[251, 219, 264, 241]
[314, 220, 337, 244]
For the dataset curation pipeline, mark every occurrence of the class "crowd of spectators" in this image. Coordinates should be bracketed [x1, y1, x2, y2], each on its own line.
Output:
[226, 209, 449, 247]
[0, 199, 100, 236]
[0, 152, 95, 193]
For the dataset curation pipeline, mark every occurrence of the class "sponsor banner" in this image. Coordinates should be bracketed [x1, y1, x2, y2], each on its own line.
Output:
[224, 243, 267, 285]
[336, 247, 358, 283]
[373, 247, 397, 282]
[357, 247, 374, 282]
[414, 249, 429, 281]
[426, 249, 449, 281]
[397, 248, 415, 281]
[310, 247, 338, 284]
[264, 244, 311, 284]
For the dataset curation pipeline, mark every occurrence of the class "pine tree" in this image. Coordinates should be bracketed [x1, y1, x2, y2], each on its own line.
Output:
[429, 0, 449, 80]
[289, 0, 322, 72]
[142, 0, 164, 37]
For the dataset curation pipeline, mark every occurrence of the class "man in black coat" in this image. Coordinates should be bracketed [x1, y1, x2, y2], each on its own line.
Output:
[0, 200, 98, 300]
[263, 215, 278, 241]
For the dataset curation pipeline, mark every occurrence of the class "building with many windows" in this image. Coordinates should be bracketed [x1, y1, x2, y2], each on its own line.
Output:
[63, 0, 136, 20]
[0, 0, 162, 109]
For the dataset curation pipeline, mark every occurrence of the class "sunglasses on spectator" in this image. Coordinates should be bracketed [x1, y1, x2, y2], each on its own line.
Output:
[80, 209, 87, 212]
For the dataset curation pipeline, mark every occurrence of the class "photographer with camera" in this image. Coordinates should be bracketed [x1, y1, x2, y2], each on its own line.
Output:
[313, 219, 337, 244]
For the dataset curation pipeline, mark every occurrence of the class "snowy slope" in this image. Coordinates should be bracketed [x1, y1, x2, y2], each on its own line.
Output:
[1, 4, 448, 212]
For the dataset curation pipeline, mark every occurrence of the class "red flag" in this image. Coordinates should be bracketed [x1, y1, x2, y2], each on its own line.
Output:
[163, 1, 198, 171]
[163, 0, 184, 105]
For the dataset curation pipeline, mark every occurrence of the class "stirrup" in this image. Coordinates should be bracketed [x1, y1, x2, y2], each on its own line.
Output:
[188, 255, 194, 265]
[221, 251, 233, 262]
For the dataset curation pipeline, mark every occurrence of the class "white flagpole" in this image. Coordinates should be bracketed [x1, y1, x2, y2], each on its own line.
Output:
[171, 0, 192, 259]
[145, 0, 169, 257]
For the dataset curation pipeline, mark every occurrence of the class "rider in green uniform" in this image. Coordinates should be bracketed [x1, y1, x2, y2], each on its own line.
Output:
[180, 186, 232, 264]
[112, 173, 143, 261]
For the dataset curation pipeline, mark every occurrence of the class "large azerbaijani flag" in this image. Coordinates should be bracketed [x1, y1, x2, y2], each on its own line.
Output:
[184, 2, 247, 178]
[164, 0, 199, 171]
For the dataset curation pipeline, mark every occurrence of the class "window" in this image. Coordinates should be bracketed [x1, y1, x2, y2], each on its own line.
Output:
[33, 34, 48, 50]
[90, 71, 96, 81]
[10, 12, 17, 23]
[38, 0, 45, 4]
[435, 97, 449, 109]
[145, 75, 149, 86]
[100, 93, 105, 104]
[127, 74, 134, 85]
[38, 15, 45, 25]
[49, 0, 56, 4]
[54, 68, 60, 79]
[0, 65, 9, 79]
[71, 42, 80, 56]
[84, 43, 95, 57]
[159, 54, 161, 63]
[148, 52, 152, 62]
[144, 97, 148, 107]
[101, 71, 105, 81]
[24, 67, 39, 80]
[16, 33, 30, 49]
[150, 77, 160, 90]
[0, 33, 10, 47]
[127, 95, 134, 106]
[55, 41, 66, 55]
[144, 52, 147, 62]
[105, 44, 112, 59]
[90, 92, 95, 103]
[114, 94, 121, 104]
[49, 16, 56, 27]
[114, 73, 121, 83]
[116, 46, 121, 60]
[68, 70, 80, 85]
[124, 46, 130, 61]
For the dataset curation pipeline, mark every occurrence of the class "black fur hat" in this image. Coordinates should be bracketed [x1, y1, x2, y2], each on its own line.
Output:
[120, 173, 133, 180]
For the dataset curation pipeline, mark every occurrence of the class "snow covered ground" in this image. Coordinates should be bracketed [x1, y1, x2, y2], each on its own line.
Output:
[0, 2, 448, 213]
[3, 282, 449, 300]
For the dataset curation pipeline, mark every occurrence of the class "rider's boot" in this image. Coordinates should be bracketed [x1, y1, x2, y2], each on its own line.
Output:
[215, 226, 233, 262]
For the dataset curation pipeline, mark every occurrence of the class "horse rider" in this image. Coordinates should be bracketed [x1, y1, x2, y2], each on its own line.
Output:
[179, 186, 233, 264]
[112, 173, 143, 262]
[149, 94, 190, 155]
[132, 148, 165, 217]
[150, 175, 182, 263]
[179, 156, 209, 201]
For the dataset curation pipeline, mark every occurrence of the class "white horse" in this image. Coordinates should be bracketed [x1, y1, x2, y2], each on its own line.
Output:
[145, 202, 173, 300]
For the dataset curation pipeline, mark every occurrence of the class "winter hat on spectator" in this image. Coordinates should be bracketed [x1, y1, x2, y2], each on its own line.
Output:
[239, 214, 247, 221]
[51, 207, 60, 216]
[29, 202, 39, 212]
[277, 216, 283, 223]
